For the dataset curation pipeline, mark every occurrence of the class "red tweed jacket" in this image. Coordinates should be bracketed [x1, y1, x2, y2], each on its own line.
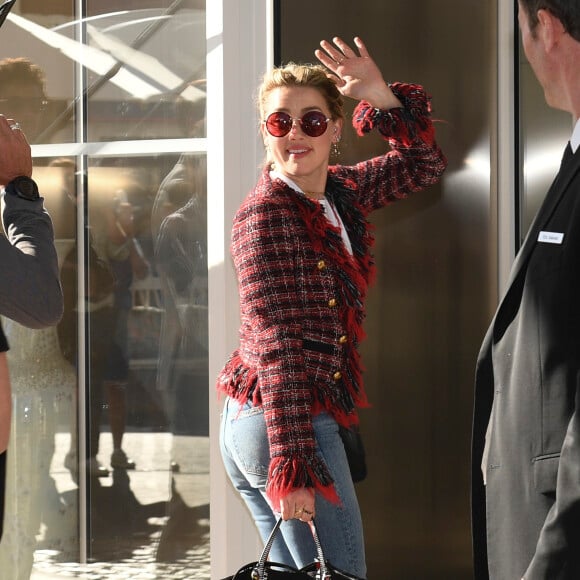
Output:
[218, 83, 447, 505]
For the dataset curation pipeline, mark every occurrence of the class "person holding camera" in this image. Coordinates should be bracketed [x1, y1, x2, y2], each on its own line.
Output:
[0, 113, 63, 537]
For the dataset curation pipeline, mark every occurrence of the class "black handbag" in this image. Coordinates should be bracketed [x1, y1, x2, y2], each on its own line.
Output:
[222, 517, 365, 579]
[338, 424, 367, 483]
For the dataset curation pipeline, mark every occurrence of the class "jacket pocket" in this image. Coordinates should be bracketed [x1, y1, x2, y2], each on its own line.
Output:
[532, 453, 560, 494]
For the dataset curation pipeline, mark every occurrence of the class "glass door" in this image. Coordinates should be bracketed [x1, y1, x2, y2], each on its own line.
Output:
[0, 2, 209, 578]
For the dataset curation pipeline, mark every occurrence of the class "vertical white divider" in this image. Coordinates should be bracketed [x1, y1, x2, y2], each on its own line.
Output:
[207, 1, 273, 577]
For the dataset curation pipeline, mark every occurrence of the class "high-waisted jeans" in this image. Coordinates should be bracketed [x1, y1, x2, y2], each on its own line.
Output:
[219, 397, 367, 578]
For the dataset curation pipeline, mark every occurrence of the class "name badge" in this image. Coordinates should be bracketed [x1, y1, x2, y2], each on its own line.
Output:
[538, 231, 564, 244]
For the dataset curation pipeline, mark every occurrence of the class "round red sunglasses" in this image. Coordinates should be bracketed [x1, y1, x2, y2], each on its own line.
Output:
[264, 111, 331, 138]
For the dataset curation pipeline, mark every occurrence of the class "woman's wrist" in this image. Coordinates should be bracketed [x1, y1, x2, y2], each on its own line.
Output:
[364, 83, 402, 110]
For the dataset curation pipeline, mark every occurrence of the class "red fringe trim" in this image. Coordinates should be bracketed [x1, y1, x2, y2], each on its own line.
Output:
[352, 82, 436, 147]
[216, 350, 261, 407]
[293, 197, 371, 414]
[266, 456, 340, 506]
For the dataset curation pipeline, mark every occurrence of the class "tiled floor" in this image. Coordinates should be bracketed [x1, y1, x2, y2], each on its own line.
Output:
[29, 432, 210, 580]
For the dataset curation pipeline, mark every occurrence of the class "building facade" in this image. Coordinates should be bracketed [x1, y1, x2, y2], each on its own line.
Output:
[0, 1, 571, 578]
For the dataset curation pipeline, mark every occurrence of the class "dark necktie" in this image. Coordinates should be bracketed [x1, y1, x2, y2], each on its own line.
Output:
[561, 142, 574, 169]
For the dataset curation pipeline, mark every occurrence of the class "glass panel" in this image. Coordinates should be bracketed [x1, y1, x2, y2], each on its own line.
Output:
[29, 153, 210, 578]
[82, 2, 206, 142]
[81, 153, 209, 572]
[0, 1, 209, 578]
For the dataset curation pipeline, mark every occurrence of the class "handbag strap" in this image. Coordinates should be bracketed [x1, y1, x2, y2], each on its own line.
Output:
[308, 519, 330, 579]
[254, 517, 329, 579]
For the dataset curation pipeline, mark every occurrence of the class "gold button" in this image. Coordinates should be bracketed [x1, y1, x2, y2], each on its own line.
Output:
[328, 298, 337, 308]
[333, 371, 342, 381]
[317, 260, 326, 270]
[339, 335, 348, 344]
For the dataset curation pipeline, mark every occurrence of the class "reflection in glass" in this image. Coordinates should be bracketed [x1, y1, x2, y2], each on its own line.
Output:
[0, 1, 209, 577]
[2, 3, 205, 144]
[0, 57, 50, 144]
[81, 155, 208, 573]
[152, 153, 208, 564]
[83, 3, 206, 142]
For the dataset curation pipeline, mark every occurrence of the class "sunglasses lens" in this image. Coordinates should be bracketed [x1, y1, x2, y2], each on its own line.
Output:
[264, 111, 329, 137]
[265, 112, 292, 137]
[301, 111, 328, 137]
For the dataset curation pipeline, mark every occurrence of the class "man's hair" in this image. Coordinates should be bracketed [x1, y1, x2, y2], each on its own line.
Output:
[519, 0, 580, 41]
[0, 57, 46, 95]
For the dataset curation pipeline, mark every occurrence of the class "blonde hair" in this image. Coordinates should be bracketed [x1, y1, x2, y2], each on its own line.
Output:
[258, 63, 344, 122]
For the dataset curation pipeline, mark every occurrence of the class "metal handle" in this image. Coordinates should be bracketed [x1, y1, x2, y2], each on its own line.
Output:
[253, 517, 329, 579]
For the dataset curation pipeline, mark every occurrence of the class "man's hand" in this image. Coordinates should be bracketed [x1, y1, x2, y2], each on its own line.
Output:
[0, 114, 33, 186]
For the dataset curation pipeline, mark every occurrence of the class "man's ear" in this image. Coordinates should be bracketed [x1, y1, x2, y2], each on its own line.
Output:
[537, 8, 567, 51]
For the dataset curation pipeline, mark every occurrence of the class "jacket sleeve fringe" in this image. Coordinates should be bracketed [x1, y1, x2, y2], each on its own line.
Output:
[352, 82, 436, 147]
[216, 350, 261, 406]
[266, 455, 340, 507]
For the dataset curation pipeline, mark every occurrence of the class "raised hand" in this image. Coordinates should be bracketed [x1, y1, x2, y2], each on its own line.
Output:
[315, 36, 402, 110]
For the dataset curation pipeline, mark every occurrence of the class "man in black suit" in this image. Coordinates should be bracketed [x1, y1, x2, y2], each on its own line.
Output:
[472, 1, 580, 578]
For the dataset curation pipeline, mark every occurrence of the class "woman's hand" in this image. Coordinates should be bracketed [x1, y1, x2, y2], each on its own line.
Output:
[315, 36, 402, 110]
[279, 487, 315, 522]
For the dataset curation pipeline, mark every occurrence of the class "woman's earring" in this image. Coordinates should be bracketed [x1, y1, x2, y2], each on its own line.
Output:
[332, 137, 341, 158]
[264, 142, 275, 169]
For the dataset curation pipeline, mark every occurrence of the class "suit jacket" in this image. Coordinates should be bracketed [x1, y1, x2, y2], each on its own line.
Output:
[472, 145, 580, 579]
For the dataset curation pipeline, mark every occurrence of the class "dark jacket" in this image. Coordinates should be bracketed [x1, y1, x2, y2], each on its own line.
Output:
[472, 145, 580, 579]
[0, 191, 63, 330]
[0, 187, 63, 540]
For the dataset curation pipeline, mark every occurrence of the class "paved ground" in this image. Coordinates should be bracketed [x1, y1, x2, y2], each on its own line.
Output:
[30, 432, 210, 580]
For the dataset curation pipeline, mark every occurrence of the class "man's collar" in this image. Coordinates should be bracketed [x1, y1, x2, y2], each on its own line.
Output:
[571, 118, 580, 153]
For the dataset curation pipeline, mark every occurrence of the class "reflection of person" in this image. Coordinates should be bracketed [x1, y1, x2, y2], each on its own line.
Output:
[151, 153, 205, 239]
[0, 114, 63, 536]
[151, 81, 205, 240]
[59, 180, 149, 476]
[153, 190, 208, 562]
[0, 58, 47, 144]
[56, 162, 112, 478]
[46, 157, 77, 239]
[89, 190, 149, 471]
[471, 3, 580, 579]
[155, 191, 207, 428]
[217, 36, 446, 577]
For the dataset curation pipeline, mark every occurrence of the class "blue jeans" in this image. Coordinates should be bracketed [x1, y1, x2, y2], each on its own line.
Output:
[219, 397, 367, 578]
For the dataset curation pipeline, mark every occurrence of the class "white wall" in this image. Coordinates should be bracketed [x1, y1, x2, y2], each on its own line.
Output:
[207, 1, 273, 577]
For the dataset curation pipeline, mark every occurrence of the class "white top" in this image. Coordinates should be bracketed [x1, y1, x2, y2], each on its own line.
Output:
[270, 171, 353, 254]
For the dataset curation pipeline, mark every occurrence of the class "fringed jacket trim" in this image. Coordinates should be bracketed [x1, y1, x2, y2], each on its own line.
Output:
[217, 82, 447, 505]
